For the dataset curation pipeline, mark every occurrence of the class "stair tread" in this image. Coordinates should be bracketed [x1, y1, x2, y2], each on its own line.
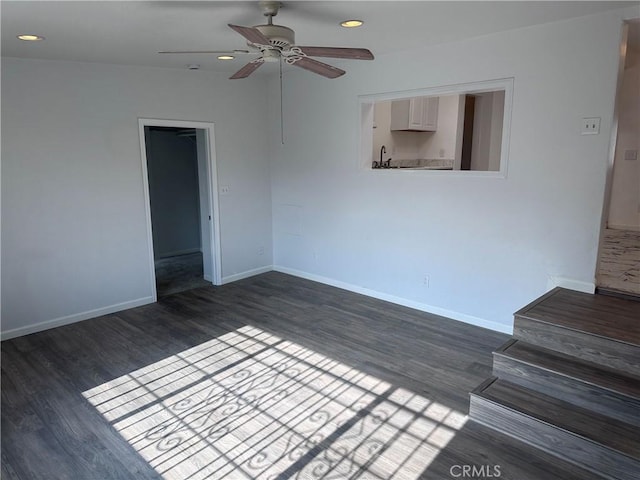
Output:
[516, 288, 640, 347]
[453, 421, 612, 480]
[497, 340, 640, 398]
[476, 378, 640, 459]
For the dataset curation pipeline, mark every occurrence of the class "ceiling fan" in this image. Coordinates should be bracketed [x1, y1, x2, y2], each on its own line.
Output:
[159, 1, 374, 79]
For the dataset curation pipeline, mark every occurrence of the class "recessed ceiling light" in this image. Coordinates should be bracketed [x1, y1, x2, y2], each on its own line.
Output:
[17, 34, 45, 41]
[340, 20, 363, 28]
[217, 55, 235, 60]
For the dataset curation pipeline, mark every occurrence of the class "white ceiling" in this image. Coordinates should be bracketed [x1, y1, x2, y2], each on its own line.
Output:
[2, 1, 638, 76]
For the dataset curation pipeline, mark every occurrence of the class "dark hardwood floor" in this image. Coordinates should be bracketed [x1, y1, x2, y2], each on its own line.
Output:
[1, 272, 606, 479]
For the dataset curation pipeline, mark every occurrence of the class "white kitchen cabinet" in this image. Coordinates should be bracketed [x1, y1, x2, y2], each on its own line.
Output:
[390, 96, 439, 131]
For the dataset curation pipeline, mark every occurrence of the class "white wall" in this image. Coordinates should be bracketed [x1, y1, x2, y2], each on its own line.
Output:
[196, 129, 213, 281]
[2, 8, 634, 339]
[608, 45, 640, 230]
[372, 95, 459, 165]
[420, 95, 460, 161]
[489, 91, 506, 172]
[269, 8, 631, 332]
[470, 91, 504, 172]
[372, 101, 392, 163]
[372, 101, 422, 163]
[1, 58, 272, 338]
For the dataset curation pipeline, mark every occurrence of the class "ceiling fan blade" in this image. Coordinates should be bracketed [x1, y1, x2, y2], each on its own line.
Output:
[292, 57, 345, 79]
[229, 61, 264, 79]
[228, 24, 271, 46]
[297, 47, 374, 60]
[159, 49, 253, 55]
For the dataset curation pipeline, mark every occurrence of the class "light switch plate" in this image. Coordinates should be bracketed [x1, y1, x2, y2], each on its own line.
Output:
[581, 117, 600, 135]
[624, 149, 638, 161]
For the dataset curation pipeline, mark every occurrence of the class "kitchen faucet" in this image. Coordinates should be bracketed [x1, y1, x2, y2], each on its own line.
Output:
[373, 145, 392, 169]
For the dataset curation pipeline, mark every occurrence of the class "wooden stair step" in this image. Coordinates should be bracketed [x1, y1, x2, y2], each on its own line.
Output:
[470, 378, 640, 480]
[516, 288, 640, 344]
[448, 421, 615, 480]
[493, 339, 640, 426]
[514, 288, 640, 374]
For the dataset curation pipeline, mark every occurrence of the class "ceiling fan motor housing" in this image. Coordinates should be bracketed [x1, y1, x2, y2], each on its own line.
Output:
[254, 24, 295, 49]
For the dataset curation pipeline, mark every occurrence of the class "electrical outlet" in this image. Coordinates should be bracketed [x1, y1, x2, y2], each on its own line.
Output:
[258, 246, 264, 256]
[220, 185, 230, 195]
[581, 117, 600, 135]
[423, 275, 430, 287]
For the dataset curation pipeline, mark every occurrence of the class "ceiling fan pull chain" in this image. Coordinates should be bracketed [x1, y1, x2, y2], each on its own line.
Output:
[280, 56, 284, 145]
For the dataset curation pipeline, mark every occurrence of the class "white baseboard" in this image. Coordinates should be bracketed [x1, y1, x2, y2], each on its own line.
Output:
[0, 296, 156, 341]
[1, 266, 515, 340]
[546, 276, 595, 294]
[273, 265, 513, 334]
[222, 266, 274, 285]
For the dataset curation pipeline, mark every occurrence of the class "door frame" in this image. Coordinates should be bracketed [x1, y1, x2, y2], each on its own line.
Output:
[138, 118, 223, 300]
[594, 21, 632, 289]
[598, 22, 630, 233]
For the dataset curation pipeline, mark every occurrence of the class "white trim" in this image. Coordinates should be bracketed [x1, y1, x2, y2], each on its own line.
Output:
[0, 296, 155, 340]
[138, 121, 158, 303]
[596, 21, 629, 276]
[205, 126, 224, 286]
[1, 266, 513, 339]
[273, 265, 513, 335]
[222, 266, 274, 285]
[360, 78, 516, 103]
[138, 118, 223, 299]
[546, 276, 595, 294]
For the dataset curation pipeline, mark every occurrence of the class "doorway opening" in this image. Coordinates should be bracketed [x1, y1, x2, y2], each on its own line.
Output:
[596, 19, 640, 297]
[139, 119, 222, 298]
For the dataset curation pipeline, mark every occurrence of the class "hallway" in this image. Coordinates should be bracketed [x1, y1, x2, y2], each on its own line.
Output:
[155, 252, 211, 297]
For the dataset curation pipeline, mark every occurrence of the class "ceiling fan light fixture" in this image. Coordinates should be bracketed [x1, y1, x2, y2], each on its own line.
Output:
[17, 34, 45, 41]
[340, 19, 363, 28]
[262, 50, 280, 63]
[217, 55, 235, 60]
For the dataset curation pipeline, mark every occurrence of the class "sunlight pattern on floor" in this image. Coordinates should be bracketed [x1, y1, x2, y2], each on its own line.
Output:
[83, 326, 467, 479]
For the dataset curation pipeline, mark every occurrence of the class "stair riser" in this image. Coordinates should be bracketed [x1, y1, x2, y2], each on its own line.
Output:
[469, 395, 639, 480]
[493, 354, 640, 427]
[514, 317, 640, 376]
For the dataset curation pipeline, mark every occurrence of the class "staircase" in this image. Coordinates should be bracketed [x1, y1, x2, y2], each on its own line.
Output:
[469, 287, 640, 480]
